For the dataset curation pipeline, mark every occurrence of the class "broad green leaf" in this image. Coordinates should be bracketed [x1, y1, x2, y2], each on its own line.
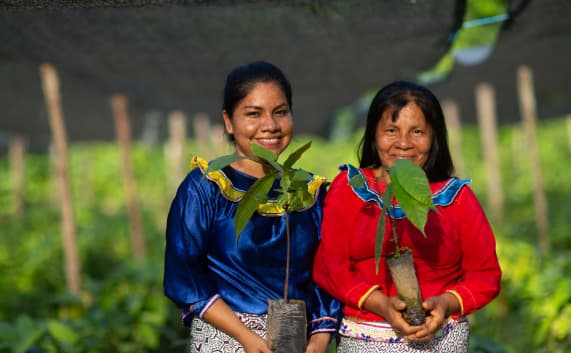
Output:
[391, 170, 430, 237]
[234, 172, 277, 240]
[205, 154, 245, 173]
[283, 141, 312, 168]
[255, 194, 268, 204]
[391, 159, 433, 206]
[349, 174, 366, 188]
[375, 185, 393, 274]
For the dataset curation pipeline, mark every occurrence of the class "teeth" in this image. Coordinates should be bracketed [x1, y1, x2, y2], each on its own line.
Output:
[259, 138, 279, 143]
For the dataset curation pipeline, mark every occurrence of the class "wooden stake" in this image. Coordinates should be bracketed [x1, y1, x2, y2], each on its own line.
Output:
[517, 65, 549, 255]
[210, 124, 227, 151]
[567, 114, 571, 152]
[193, 113, 211, 157]
[8, 135, 25, 218]
[442, 99, 466, 178]
[475, 83, 504, 221]
[166, 110, 187, 188]
[39, 63, 81, 295]
[111, 94, 146, 259]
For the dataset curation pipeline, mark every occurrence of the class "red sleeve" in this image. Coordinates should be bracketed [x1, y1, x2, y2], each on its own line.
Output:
[445, 186, 502, 315]
[312, 171, 380, 309]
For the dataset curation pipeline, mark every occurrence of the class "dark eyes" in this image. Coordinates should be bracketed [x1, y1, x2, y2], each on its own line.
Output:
[383, 128, 425, 135]
[244, 108, 289, 118]
[275, 109, 289, 116]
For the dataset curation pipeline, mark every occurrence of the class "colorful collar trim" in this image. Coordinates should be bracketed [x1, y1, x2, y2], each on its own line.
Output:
[190, 156, 327, 215]
[341, 164, 470, 219]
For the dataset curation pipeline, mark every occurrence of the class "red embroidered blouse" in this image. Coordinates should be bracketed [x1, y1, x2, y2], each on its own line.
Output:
[313, 165, 501, 322]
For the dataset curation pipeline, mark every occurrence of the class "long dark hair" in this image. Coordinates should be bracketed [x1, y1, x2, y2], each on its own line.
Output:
[358, 80, 454, 182]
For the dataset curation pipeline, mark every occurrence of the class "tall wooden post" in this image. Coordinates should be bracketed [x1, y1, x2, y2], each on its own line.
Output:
[475, 83, 504, 221]
[567, 114, 571, 152]
[39, 63, 81, 294]
[193, 113, 211, 157]
[8, 135, 25, 218]
[111, 94, 146, 259]
[442, 99, 466, 178]
[166, 110, 187, 188]
[211, 124, 227, 150]
[517, 65, 549, 255]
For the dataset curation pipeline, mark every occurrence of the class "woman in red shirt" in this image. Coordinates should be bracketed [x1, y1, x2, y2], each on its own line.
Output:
[313, 81, 501, 352]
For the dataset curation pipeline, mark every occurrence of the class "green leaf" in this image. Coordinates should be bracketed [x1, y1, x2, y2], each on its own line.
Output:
[251, 143, 283, 172]
[375, 185, 393, 274]
[283, 141, 312, 168]
[390, 160, 433, 237]
[349, 174, 366, 188]
[234, 172, 277, 240]
[279, 174, 292, 194]
[292, 169, 312, 183]
[251, 143, 278, 161]
[47, 320, 78, 345]
[205, 154, 245, 173]
[15, 325, 46, 353]
[255, 194, 268, 204]
[291, 187, 313, 211]
[391, 159, 433, 206]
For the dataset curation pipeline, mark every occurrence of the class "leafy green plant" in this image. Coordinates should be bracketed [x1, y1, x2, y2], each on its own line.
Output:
[349, 159, 435, 325]
[349, 159, 435, 271]
[206, 141, 315, 300]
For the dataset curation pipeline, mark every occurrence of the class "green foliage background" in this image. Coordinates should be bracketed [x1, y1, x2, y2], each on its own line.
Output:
[1, 117, 570, 352]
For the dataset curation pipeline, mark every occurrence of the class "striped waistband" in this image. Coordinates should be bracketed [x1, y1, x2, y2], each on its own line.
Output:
[339, 316, 467, 343]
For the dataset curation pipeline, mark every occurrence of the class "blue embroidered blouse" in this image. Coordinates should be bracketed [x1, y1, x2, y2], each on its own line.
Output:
[164, 157, 341, 335]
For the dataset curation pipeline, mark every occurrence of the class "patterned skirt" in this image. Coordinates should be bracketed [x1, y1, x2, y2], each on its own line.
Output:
[337, 317, 470, 353]
[189, 313, 267, 353]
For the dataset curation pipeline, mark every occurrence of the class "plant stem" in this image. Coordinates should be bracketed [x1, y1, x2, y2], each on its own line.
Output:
[284, 209, 290, 302]
[389, 215, 403, 256]
[377, 169, 403, 256]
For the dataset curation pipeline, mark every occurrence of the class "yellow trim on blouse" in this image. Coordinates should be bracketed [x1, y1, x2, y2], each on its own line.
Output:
[446, 289, 465, 316]
[190, 156, 327, 215]
[358, 285, 380, 309]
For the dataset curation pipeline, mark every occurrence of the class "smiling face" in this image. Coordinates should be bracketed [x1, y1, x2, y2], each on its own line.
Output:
[223, 81, 293, 175]
[374, 102, 433, 169]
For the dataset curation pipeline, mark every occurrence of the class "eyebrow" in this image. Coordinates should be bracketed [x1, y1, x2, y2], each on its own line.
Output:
[241, 103, 289, 110]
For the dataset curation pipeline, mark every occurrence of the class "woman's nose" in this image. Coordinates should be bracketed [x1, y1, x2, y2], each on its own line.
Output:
[396, 134, 412, 148]
[260, 113, 279, 131]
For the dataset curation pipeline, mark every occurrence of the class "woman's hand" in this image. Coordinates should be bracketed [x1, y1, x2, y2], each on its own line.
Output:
[203, 298, 273, 353]
[305, 332, 331, 353]
[238, 331, 273, 353]
[362, 290, 423, 339]
[404, 292, 460, 341]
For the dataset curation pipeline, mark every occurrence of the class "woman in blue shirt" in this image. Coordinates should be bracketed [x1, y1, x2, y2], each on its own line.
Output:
[164, 61, 340, 353]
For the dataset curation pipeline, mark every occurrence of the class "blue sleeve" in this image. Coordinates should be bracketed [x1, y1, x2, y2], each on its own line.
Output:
[309, 284, 342, 334]
[163, 171, 218, 313]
